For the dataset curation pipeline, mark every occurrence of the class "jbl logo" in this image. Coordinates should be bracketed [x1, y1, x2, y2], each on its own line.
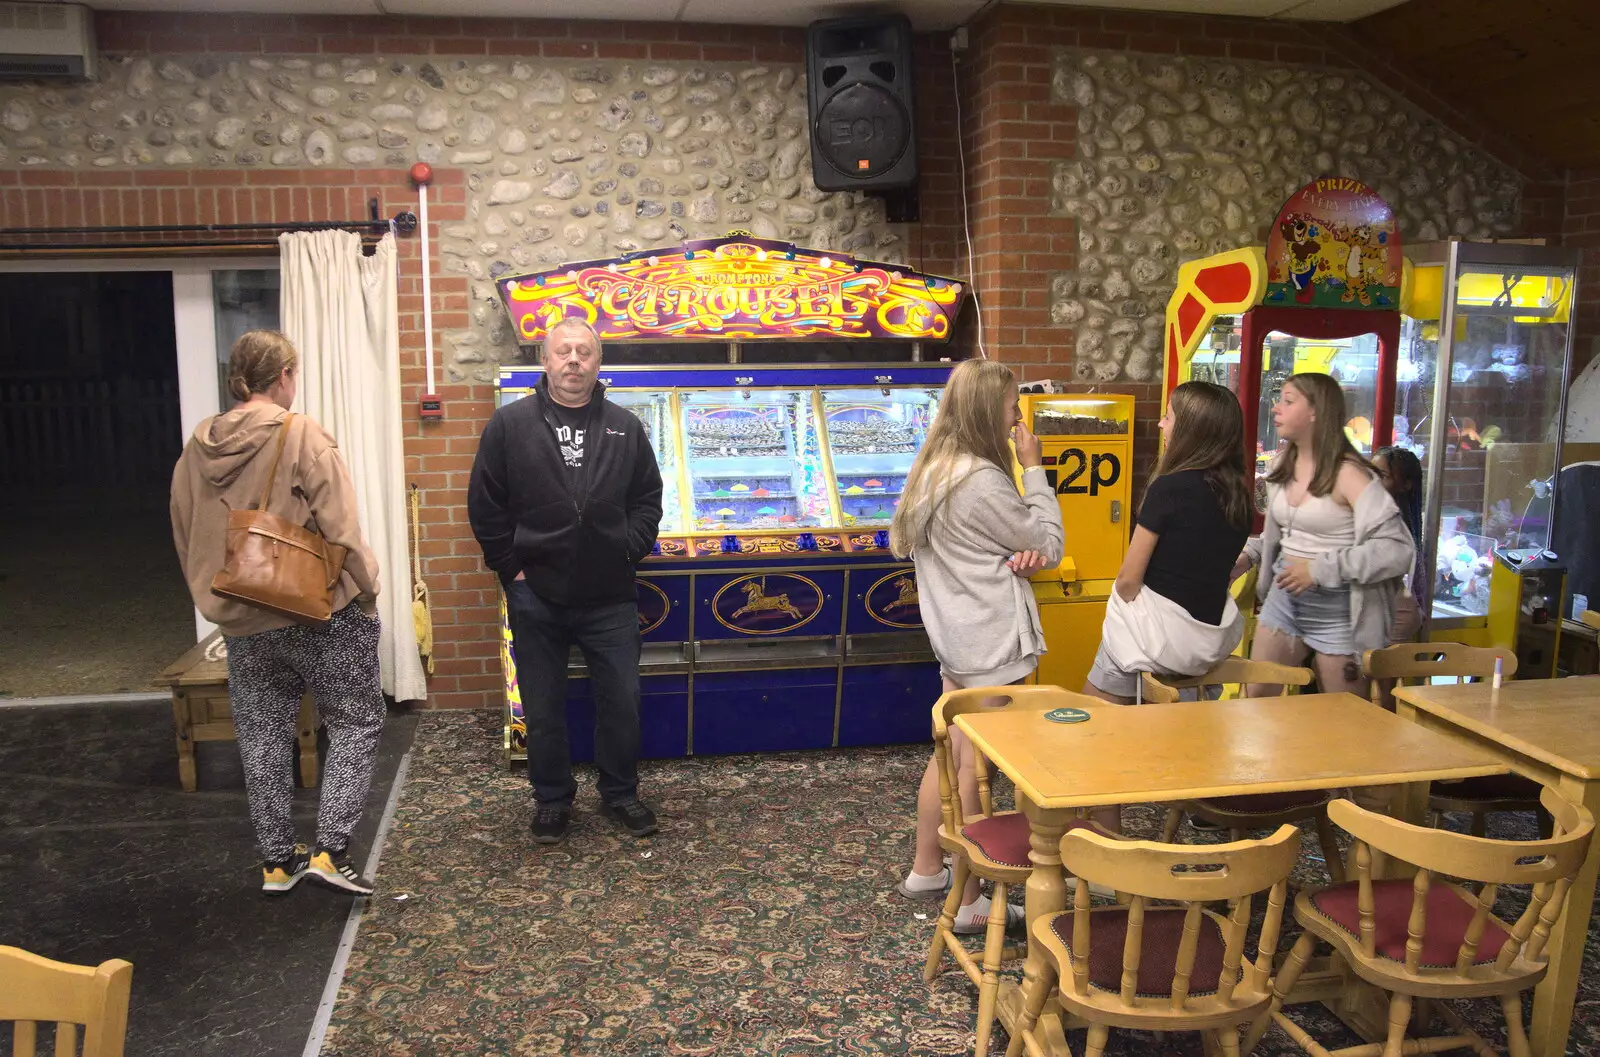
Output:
[830, 116, 889, 146]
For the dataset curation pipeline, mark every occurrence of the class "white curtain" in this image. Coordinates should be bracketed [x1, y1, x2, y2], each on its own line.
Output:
[279, 229, 428, 703]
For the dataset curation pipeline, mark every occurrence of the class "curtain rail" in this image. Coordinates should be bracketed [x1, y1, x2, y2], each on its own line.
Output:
[0, 198, 419, 243]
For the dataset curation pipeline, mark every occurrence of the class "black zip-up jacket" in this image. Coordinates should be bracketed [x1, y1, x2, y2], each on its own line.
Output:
[467, 377, 663, 607]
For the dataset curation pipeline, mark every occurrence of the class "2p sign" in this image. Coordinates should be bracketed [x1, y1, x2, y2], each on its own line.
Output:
[1051, 448, 1121, 497]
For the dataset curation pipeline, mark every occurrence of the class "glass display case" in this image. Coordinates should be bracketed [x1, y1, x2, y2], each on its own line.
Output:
[1255, 332, 1381, 456]
[819, 387, 941, 527]
[1029, 394, 1130, 437]
[1191, 319, 1385, 488]
[610, 390, 685, 535]
[1416, 241, 1579, 632]
[680, 390, 835, 532]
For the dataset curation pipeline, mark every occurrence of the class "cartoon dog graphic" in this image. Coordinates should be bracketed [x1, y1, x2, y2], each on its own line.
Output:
[1281, 215, 1322, 303]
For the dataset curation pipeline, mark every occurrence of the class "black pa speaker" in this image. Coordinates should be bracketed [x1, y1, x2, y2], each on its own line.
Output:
[805, 14, 918, 192]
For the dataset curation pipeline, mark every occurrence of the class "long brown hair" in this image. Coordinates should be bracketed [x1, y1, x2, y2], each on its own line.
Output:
[226, 329, 298, 403]
[1264, 372, 1368, 497]
[1156, 381, 1251, 530]
[889, 358, 1016, 557]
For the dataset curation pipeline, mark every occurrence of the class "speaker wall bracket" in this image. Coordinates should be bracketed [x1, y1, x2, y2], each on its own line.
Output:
[868, 184, 920, 224]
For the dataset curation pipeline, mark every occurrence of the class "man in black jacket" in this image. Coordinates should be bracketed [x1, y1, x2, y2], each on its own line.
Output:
[468, 318, 663, 844]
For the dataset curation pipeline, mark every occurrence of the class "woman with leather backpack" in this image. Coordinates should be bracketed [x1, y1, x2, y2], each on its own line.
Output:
[170, 329, 383, 898]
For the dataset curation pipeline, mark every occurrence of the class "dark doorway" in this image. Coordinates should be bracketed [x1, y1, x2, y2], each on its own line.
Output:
[0, 271, 194, 698]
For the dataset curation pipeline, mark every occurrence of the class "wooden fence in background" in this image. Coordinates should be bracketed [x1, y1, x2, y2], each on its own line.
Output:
[0, 378, 181, 512]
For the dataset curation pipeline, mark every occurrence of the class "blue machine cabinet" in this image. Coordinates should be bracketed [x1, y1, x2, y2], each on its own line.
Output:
[495, 363, 951, 762]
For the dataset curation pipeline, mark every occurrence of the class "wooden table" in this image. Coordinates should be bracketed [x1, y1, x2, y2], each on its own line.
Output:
[1394, 675, 1600, 1057]
[155, 631, 319, 792]
[955, 691, 1508, 1055]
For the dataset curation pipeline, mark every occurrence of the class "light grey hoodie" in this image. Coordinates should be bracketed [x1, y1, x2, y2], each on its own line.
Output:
[1245, 475, 1414, 656]
[911, 459, 1066, 685]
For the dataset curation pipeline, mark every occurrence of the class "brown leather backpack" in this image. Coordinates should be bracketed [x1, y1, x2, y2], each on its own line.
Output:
[210, 413, 349, 625]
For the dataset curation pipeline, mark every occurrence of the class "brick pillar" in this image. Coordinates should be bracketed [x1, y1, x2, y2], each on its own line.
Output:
[962, 7, 1077, 381]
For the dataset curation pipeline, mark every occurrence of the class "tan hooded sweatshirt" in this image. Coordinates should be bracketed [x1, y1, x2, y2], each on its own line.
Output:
[170, 403, 380, 637]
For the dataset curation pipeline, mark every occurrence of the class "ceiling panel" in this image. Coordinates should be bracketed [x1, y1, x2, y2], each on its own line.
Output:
[84, 0, 380, 10]
[679, 0, 982, 29]
[1271, 0, 1410, 19]
[75, 0, 1404, 24]
[1004, 0, 1407, 20]
[1005, 0, 1285, 16]
[380, 0, 679, 16]
[1349, 0, 1600, 169]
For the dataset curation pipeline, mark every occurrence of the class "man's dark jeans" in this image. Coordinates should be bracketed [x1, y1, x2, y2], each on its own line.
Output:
[505, 578, 641, 808]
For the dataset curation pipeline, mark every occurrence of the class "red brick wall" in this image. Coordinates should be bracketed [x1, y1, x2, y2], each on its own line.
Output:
[955, 2, 1569, 500]
[1, 5, 1579, 707]
[0, 12, 966, 709]
[0, 166, 511, 701]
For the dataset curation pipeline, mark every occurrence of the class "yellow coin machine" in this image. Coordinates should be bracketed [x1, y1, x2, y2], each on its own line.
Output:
[1162, 177, 1581, 676]
[1018, 394, 1134, 691]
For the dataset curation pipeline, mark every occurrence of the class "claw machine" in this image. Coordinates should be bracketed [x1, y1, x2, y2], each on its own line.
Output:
[1411, 240, 1580, 675]
[492, 234, 967, 761]
[1163, 179, 1581, 668]
[1162, 178, 1405, 517]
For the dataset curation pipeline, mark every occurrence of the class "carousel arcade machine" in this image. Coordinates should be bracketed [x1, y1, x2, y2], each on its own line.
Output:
[491, 234, 968, 764]
[1163, 178, 1581, 674]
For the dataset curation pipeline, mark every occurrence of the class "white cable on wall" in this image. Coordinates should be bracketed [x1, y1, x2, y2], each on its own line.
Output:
[951, 43, 985, 360]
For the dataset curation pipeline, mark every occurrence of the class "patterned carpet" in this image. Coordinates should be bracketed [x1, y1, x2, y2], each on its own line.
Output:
[324, 710, 1600, 1056]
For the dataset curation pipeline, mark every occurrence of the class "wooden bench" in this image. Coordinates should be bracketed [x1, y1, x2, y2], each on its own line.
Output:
[155, 631, 319, 792]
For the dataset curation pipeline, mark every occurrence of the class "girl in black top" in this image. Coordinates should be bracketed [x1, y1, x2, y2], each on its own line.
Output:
[1084, 380, 1253, 703]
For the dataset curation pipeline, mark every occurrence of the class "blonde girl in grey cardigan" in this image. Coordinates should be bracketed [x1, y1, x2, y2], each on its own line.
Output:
[888, 358, 1065, 932]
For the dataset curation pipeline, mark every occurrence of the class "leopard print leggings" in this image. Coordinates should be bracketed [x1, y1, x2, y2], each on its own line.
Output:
[224, 602, 385, 861]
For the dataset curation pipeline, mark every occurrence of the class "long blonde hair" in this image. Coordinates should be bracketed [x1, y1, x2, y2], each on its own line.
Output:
[889, 358, 1017, 558]
[1264, 372, 1369, 497]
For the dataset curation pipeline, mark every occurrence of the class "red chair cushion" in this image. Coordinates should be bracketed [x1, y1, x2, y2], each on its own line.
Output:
[1434, 773, 1544, 803]
[1194, 789, 1333, 815]
[1310, 879, 1514, 968]
[961, 813, 1032, 867]
[961, 815, 1099, 868]
[1052, 907, 1229, 997]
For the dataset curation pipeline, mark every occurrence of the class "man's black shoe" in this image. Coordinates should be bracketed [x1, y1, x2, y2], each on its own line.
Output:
[601, 798, 658, 837]
[530, 803, 572, 844]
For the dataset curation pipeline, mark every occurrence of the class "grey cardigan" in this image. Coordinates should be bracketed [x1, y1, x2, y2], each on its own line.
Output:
[913, 462, 1066, 685]
[1245, 476, 1415, 656]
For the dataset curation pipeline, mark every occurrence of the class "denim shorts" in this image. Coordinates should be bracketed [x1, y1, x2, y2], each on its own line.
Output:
[1257, 557, 1355, 657]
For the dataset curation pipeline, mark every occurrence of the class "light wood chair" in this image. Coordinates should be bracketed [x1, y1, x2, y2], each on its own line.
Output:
[923, 685, 1114, 1057]
[0, 946, 133, 1057]
[1138, 655, 1314, 704]
[1363, 642, 1545, 837]
[1006, 823, 1300, 1057]
[1248, 787, 1594, 1057]
[1145, 660, 1345, 883]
